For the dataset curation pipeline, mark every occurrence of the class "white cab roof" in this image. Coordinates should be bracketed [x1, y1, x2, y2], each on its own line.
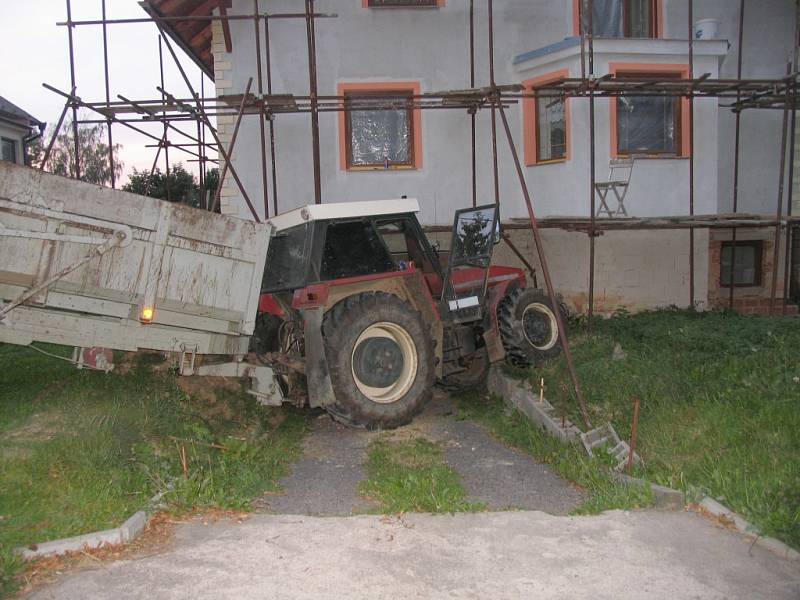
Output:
[268, 198, 420, 231]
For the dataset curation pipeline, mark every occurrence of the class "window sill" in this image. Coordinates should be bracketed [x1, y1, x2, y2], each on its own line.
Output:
[528, 157, 568, 167]
[346, 165, 418, 172]
[616, 153, 690, 160]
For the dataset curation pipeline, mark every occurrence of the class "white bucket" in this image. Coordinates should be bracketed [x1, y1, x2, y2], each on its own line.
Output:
[694, 18, 721, 40]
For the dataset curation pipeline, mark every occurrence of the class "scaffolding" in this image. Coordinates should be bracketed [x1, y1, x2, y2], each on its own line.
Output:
[40, 0, 800, 427]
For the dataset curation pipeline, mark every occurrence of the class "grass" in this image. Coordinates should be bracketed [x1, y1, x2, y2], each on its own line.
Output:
[455, 392, 654, 515]
[360, 437, 484, 514]
[0, 343, 307, 598]
[514, 309, 800, 548]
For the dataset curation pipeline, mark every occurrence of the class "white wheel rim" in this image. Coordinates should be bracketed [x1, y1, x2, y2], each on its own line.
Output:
[521, 303, 559, 351]
[351, 321, 418, 404]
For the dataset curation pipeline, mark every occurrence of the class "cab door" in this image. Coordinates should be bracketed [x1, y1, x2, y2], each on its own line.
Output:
[440, 204, 499, 324]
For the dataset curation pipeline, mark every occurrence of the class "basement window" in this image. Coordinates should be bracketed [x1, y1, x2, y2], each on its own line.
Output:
[721, 241, 763, 287]
[581, 0, 660, 38]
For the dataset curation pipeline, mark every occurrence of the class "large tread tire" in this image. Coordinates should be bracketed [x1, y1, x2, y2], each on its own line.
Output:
[498, 287, 564, 366]
[322, 292, 434, 430]
[439, 348, 489, 392]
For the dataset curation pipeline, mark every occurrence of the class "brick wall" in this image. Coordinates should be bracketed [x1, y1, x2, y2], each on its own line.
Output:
[211, 18, 237, 216]
[707, 229, 797, 315]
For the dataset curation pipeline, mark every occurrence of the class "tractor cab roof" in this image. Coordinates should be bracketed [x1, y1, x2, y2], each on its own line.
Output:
[268, 198, 420, 231]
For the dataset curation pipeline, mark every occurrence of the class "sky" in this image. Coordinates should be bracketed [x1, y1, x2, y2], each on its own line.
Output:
[0, 0, 214, 183]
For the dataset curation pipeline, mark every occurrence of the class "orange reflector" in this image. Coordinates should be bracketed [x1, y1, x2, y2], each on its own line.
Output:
[140, 306, 155, 323]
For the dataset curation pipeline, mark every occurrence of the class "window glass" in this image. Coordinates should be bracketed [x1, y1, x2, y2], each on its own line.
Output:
[721, 243, 761, 287]
[1, 138, 17, 164]
[582, 0, 653, 38]
[617, 95, 677, 154]
[346, 93, 412, 168]
[261, 223, 312, 292]
[321, 220, 396, 280]
[536, 93, 567, 162]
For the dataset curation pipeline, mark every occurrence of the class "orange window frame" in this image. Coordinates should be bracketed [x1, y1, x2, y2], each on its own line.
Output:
[338, 81, 423, 171]
[572, 0, 664, 38]
[523, 70, 571, 166]
[609, 63, 691, 158]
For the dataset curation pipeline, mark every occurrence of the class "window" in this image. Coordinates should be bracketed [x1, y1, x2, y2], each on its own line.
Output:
[338, 82, 423, 171]
[610, 64, 690, 157]
[721, 241, 763, 287]
[1, 138, 17, 164]
[321, 221, 395, 280]
[523, 70, 570, 166]
[366, 0, 441, 6]
[578, 0, 660, 38]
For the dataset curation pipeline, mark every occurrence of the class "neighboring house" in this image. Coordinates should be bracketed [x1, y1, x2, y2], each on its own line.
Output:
[147, 0, 797, 314]
[0, 96, 45, 166]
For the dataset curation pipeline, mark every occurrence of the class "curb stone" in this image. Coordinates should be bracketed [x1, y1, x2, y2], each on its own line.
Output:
[16, 480, 176, 560]
[488, 366, 686, 510]
[699, 496, 800, 561]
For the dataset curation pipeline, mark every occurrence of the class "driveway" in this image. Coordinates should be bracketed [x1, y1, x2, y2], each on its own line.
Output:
[27, 510, 800, 599]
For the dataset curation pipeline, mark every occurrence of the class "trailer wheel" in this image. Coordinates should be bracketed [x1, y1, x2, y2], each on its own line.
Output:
[498, 287, 564, 366]
[322, 292, 434, 429]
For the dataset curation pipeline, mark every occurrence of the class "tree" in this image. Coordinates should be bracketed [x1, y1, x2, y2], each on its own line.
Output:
[123, 164, 200, 207]
[28, 116, 123, 186]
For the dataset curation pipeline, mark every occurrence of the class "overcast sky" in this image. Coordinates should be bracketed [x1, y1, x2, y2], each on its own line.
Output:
[0, 0, 213, 183]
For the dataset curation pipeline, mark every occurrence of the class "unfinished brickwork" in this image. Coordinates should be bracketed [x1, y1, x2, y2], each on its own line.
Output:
[707, 228, 797, 315]
[211, 18, 237, 216]
[491, 228, 710, 314]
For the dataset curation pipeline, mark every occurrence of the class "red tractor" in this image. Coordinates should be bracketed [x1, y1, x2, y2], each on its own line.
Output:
[252, 199, 565, 429]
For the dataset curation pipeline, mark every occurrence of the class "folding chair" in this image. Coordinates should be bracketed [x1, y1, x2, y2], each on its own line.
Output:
[594, 157, 635, 217]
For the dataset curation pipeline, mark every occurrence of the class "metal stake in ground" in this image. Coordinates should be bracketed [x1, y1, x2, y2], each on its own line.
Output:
[626, 397, 640, 475]
[496, 102, 591, 430]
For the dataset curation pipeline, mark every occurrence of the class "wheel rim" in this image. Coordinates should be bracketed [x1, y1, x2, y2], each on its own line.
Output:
[521, 303, 559, 351]
[351, 321, 418, 404]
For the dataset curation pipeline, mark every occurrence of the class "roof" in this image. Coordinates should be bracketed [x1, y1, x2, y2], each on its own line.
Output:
[139, 0, 222, 79]
[268, 199, 421, 231]
[0, 96, 44, 129]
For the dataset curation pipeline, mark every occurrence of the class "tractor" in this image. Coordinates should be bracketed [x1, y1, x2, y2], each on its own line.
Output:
[250, 198, 565, 429]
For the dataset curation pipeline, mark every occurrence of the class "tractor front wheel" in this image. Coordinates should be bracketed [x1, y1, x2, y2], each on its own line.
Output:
[498, 287, 564, 366]
[322, 292, 434, 429]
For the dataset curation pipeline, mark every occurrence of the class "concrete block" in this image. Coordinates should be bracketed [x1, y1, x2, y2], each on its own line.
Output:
[120, 511, 148, 543]
[216, 61, 232, 71]
[613, 473, 685, 510]
[20, 528, 123, 559]
[487, 366, 580, 443]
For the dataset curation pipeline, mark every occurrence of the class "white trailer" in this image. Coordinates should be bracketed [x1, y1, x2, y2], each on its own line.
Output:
[0, 162, 281, 401]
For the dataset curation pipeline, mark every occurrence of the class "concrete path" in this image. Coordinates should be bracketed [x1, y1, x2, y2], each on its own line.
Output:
[254, 392, 584, 515]
[27, 510, 800, 599]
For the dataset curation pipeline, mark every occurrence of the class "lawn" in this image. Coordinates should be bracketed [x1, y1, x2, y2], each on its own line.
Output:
[360, 436, 484, 514]
[519, 309, 800, 548]
[0, 344, 307, 597]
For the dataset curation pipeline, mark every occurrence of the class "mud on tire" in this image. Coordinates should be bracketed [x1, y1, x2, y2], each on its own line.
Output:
[498, 287, 564, 366]
[322, 292, 434, 429]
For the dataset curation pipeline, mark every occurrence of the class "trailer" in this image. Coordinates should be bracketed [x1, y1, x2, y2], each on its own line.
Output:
[0, 162, 280, 400]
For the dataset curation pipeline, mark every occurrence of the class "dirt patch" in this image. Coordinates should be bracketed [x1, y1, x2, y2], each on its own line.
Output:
[4, 411, 64, 445]
[177, 376, 244, 413]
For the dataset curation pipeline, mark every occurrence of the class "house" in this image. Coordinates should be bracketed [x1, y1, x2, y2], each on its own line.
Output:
[146, 0, 797, 315]
[0, 96, 45, 167]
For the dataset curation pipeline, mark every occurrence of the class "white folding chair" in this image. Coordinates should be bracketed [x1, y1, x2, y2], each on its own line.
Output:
[594, 157, 635, 217]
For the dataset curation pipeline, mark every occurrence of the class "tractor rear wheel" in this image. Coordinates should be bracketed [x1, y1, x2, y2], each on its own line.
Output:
[498, 287, 564, 366]
[322, 292, 434, 429]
